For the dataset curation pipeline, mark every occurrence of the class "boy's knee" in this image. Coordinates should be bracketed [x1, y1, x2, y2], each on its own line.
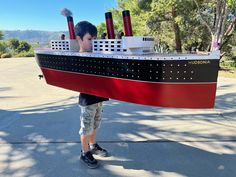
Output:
[79, 128, 93, 136]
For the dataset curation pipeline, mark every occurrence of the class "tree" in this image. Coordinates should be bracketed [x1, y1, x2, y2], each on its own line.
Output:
[0, 31, 3, 40]
[102, 0, 236, 54]
[8, 38, 20, 51]
[0, 41, 7, 55]
[97, 22, 107, 38]
[16, 41, 31, 53]
[138, 0, 152, 10]
[138, 0, 201, 52]
[138, 0, 236, 53]
[193, 0, 236, 51]
[105, 0, 150, 36]
[8, 38, 31, 53]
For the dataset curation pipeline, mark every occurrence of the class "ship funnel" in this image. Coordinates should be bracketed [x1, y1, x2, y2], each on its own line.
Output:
[122, 10, 133, 36]
[105, 12, 115, 39]
[61, 8, 76, 40]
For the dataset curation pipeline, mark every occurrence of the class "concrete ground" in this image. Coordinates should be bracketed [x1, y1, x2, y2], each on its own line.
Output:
[0, 58, 236, 177]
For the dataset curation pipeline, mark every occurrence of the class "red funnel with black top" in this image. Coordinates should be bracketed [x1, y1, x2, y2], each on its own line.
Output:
[67, 16, 76, 39]
[122, 10, 133, 36]
[105, 12, 115, 39]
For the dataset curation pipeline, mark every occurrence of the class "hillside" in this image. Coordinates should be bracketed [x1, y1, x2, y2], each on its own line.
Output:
[2, 30, 68, 47]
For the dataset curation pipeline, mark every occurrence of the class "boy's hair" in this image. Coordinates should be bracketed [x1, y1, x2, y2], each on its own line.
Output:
[74, 21, 97, 39]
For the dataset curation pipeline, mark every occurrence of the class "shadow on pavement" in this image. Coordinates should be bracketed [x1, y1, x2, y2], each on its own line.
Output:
[0, 88, 236, 177]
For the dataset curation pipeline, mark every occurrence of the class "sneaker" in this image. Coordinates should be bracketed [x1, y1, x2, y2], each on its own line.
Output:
[80, 151, 99, 169]
[90, 143, 108, 157]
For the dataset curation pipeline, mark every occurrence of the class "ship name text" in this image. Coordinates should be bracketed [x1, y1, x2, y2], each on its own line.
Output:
[188, 60, 211, 65]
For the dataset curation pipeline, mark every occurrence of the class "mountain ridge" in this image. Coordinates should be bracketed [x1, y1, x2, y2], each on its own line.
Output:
[2, 30, 68, 46]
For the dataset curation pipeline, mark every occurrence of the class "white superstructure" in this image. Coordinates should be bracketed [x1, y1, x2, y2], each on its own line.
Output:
[50, 36, 154, 54]
[50, 39, 79, 51]
[92, 36, 154, 54]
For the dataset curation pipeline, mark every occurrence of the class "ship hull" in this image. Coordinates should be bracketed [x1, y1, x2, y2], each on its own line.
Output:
[36, 51, 219, 108]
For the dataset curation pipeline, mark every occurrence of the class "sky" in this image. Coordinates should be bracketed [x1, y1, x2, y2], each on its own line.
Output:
[0, 0, 117, 31]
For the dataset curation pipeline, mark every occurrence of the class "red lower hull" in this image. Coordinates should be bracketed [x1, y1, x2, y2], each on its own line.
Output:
[41, 68, 217, 108]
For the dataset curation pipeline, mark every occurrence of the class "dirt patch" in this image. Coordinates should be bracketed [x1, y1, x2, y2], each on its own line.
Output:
[219, 70, 236, 78]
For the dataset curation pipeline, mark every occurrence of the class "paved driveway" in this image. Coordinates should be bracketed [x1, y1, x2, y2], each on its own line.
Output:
[0, 58, 236, 177]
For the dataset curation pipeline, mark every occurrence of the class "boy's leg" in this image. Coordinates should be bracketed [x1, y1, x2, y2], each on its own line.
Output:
[93, 102, 103, 132]
[89, 130, 97, 145]
[81, 135, 89, 152]
[79, 104, 99, 168]
[79, 104, 96, 152]
[89, 102, 102, 145]
[89, 102, 108, 157]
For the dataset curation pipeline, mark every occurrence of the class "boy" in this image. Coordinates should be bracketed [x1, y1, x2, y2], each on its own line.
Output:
[74, 21, 109, 169]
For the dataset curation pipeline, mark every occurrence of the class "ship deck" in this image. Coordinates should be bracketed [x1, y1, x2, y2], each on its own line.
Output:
[35, 49, 220, 61]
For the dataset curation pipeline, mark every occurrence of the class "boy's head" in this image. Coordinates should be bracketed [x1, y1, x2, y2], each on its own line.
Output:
[74, 21, 97, 52]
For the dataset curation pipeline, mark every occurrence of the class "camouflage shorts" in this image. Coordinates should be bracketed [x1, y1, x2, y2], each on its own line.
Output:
[79, 102, 103, 135]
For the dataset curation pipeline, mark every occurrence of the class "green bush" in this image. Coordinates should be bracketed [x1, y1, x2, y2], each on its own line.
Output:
[232, 56, 236, 63]
[15, 50, 35, 57]
[1, 53, 12, 58]
[0, 41, 7, 54]
[220, 56, 236, 70]
[16, 41, 31, 53]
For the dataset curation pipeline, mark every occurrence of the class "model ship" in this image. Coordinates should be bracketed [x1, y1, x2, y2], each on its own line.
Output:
[35, 9, 220, 108]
